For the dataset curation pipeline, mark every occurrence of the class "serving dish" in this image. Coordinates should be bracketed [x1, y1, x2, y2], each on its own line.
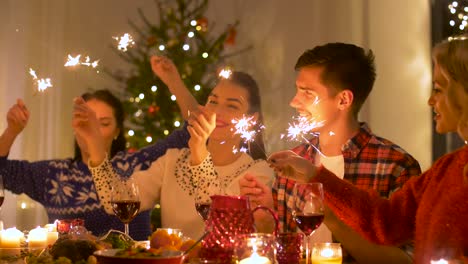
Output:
[94, 248, 187, 264]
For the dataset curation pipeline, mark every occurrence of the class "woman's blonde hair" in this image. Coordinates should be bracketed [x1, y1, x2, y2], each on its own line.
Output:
[433, 33, 468, 141]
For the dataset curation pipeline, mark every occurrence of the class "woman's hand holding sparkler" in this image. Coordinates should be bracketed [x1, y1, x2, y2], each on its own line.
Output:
[0, 99, 30, 156]
[72, 97, 106, 166]
[267, 150, 318, 183]
[187, 106, 216, 166]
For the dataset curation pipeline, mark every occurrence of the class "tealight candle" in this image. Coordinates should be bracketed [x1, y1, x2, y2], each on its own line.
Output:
[28, 227, 47, 248]
[312, 243, 343, 264]
[239, 252, 271, 264]
[0, 227, 23, 248]
[44, 222, 59, 245]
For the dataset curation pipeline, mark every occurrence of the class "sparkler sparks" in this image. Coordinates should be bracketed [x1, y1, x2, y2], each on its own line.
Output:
[230, 115, 264, 154]
[114, 33, 135, 52]
[219, 68, 232, 79]
[29, 68, 52, 93]
[64, 54, 99, 68]
[231, 115, 260, 143]
[281, 116, 324, 142]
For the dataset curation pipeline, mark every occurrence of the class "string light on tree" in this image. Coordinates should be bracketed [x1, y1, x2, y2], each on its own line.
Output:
[111, 0, 246, 150]
[447, 1, 468, 32]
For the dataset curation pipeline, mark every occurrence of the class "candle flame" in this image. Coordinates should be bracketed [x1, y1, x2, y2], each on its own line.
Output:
[430, 260, 448, 264]
[114, 33, 135, 52]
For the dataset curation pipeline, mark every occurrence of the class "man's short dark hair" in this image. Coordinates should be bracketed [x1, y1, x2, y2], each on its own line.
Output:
[295, 43, 376, 116]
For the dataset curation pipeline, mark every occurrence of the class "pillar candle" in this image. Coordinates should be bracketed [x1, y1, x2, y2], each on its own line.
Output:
[28, 227, 47, 248]
[0, 227, 23, 248]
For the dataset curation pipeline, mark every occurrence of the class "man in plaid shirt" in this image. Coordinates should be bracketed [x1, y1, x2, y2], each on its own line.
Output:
[240, 43, 421, 263]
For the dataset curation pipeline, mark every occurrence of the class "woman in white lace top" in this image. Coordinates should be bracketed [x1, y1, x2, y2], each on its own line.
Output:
[72, 56, 274, 238]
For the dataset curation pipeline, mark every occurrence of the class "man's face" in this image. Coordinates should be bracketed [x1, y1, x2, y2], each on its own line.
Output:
[290, 66, 340, 132]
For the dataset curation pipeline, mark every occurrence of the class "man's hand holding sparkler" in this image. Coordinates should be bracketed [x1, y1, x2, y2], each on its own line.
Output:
[187, 106, 216, 166]
[0, 99, 30, 156]
[72, 97, 106, 166]
[268, 150, 319, 183]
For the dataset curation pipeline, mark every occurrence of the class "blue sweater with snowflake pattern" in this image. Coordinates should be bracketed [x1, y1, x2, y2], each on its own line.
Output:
[0, 127, 189, 240]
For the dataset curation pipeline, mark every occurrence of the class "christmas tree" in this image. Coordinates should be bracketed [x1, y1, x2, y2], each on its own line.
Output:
[109, 0, 241, 150]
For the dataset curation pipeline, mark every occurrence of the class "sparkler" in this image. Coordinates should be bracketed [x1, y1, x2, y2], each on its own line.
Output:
[230, 115, 265, 154]
[29, 68, 52, 93]
[64, 54, 99, 68]
[281, 115, 325, 157]
[219, 68, 232, 79]
[114, 33, 135, 52]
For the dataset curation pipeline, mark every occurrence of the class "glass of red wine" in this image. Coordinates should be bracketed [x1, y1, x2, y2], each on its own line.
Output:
[292, 182, 325, 264]
[194, 185, 221, 222]
[110, 177, 140, 237]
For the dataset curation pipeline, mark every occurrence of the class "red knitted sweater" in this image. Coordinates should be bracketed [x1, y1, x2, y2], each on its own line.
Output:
[316, 146, 468, 264]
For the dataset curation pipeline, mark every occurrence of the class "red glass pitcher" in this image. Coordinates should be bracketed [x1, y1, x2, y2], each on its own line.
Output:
[199, 195, 279, 263]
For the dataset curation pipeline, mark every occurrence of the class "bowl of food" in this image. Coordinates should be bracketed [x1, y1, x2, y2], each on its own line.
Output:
[94, 248, 187, 264]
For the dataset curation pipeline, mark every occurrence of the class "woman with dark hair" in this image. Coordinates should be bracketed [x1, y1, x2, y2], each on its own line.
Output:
[0, 89, 190, 240]
[74, 56, 274, 238]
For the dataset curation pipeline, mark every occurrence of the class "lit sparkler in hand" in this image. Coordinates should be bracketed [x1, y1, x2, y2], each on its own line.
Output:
[219, 68, 232, 79]
[114, 33, 135, 52]
[29, 68, 52, 93]
[281, 116, 324, 142]
[231, 115, 265, 154]
[64, 54, 99, 68]
[281, 115, 325, 156]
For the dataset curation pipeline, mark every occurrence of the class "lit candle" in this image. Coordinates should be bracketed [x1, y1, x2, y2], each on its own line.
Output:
[28, 227, 47, 248]
[430, 260, 448, 264]
[239, 252, 271, 264]
[312, 243, 343, 264]
[46, 231, 58, 245]
[0, 227, 23, 248]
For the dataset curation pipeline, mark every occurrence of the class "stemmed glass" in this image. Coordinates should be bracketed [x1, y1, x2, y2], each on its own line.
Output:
[110, 177, 140, 236]
[292, 182, 325, 264]
[194, 185, 222, 222]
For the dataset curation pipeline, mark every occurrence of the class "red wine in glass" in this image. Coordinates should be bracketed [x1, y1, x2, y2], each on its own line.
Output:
[111, 178, 140, 236]
[293, 182, 324, 264]
[111, 200, 141, 223]
[293, 212, 324, 236]
[195, 202, 211, 221]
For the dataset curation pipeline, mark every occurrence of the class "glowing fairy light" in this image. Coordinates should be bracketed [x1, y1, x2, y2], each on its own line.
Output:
[114, 33, 135, 52]
[64, 54, 99, 68]
[29, 68, 52, 93]
[219, 68, 232, 79]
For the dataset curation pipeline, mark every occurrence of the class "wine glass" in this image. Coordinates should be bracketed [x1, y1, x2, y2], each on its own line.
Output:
[292, 182, 325, 264]
[194, 185, 221, 221]
[110, 177, 140, 236]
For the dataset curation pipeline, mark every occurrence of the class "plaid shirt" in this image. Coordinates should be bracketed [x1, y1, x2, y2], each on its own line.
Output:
[272, 123, 422, 232]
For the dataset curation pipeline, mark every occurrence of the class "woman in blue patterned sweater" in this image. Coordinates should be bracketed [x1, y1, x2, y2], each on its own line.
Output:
[0, 90, 189, 240]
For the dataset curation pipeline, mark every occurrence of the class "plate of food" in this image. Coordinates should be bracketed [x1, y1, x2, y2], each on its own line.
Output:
[94, 228, 199, 264]
[93, 248, 187, 264]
